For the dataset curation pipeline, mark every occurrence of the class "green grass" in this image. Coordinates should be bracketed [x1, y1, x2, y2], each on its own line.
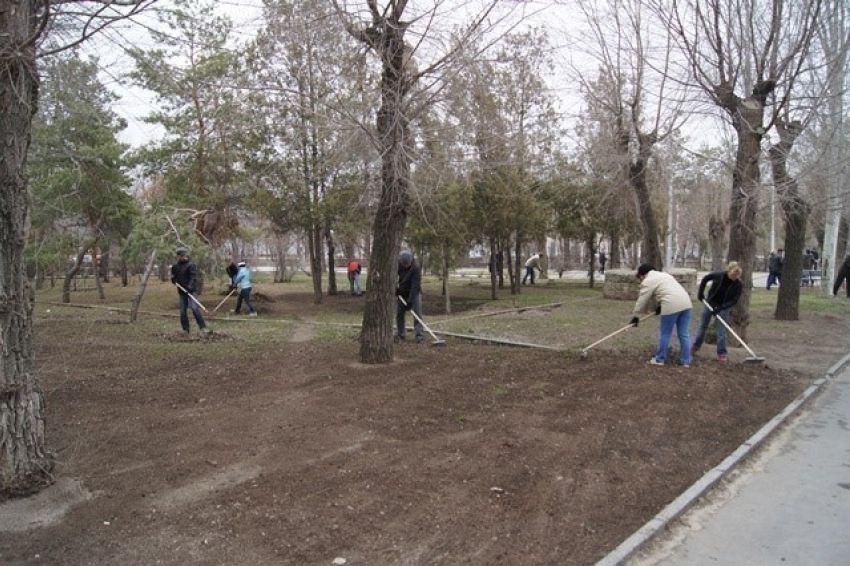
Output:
[32, 273, 850, 358]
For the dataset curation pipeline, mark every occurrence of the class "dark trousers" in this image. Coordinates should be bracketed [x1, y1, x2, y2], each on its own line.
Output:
[522, 267, 535, 284]
[179, 293, 207, 332]
[235, 287, 255, 314]
[396, 293, 424, 341]
[766, 271, 781, 289]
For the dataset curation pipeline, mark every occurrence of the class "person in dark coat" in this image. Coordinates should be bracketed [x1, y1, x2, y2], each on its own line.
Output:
[171, 247, 210, 334]
[692, 262, 743, 362]
[396, 251, 424, 342]
[767, 249, 784, 290]
[225, 257, 238, 287]
[833, 255, 850, 297]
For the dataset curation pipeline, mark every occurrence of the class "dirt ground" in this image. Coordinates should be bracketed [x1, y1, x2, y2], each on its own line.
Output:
[1, 283, 848, 565]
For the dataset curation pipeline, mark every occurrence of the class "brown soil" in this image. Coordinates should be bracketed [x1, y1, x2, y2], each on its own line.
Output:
[1, 286, 847, 565]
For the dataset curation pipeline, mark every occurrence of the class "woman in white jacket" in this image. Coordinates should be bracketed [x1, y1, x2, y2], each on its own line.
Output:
[631, 263, 693, 367]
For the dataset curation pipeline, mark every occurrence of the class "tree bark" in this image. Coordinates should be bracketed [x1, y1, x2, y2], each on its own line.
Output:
[726, 92, 770, 340]
[309, 224, 323, 304]
[0, 0, 54, 495]
[358, 10, 412, 364]
[709, 215, 725, 271]
[325, 225, 337, 295]
[771, 121, 808, 321]
[129, 250, 157, 323]
[630, 133, 664, 269]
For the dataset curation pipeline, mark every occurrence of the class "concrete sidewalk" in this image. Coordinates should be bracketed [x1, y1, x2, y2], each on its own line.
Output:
[600, 354, 850, 566]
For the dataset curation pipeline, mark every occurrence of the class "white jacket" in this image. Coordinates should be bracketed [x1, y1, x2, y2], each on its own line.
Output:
[633, 270, 692, 316]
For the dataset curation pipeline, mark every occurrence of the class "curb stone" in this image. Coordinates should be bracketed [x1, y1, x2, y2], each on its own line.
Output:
[596, 351, 850, 566]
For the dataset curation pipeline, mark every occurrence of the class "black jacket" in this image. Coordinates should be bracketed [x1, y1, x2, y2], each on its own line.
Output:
[697, 271, 742, 311]
[397, 261, 421, 302]
[171, 259, 198, 295]
[833, 255, 850, 295]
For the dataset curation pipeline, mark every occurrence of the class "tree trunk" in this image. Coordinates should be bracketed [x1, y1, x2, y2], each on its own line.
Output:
[537, 237, 548, 280]
[129, 250, 157, 323]
[359, 16, 412, 364]
[609, 228, 621, 269]
[325, 225, 337, 296]
[726, 93, 769, 340]
[512, 237, 522, 295]
[0, 0, 54, 495]
[771, 121, 808, 321]
[709, 215, 725, 270]
[442, 244, 451, 315]
[93, 245, 105, 301]
[309, 224, 322, 304]
[488, 243, 498, 301]
[63, 244, 91, 304]
[630, 134, 663, 269]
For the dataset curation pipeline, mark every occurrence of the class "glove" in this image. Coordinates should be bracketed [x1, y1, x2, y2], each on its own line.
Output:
[697, 294, 704, 302]
[655, 305, 661, 316]
[229, 285, 237, 291]
[712, 307, 721, 316]
[395, 288, 402, 297]
[171, 277, 176, 285]
[630, 316, 640, 327]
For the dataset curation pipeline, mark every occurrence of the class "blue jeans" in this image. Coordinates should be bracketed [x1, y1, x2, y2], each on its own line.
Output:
[523, 267, 535, 284]
[349, 274, 361, 296]
[179, 292, 207, 332]
[692, 305, 729, 355]
[397, 293, 424, 341]
[235, 287, 255, 314]
[654, 309, 692, 365]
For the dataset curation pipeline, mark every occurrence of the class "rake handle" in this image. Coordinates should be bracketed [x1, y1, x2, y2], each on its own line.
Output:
[581, 313, 655, 354]
[702, 299, 758, 359]
[398, 295, 441, 342]
[174, 282, 210, 314]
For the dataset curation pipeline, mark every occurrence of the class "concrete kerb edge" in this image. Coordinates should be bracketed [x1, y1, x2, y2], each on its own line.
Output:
[596, 351, 850, 566]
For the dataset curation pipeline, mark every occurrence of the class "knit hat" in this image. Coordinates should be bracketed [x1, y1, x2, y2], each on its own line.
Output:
[175, 247, 188, 256]
[237, 261, 246, 267]
[399, 251, 414, 268]
[636, 263, 655, 277]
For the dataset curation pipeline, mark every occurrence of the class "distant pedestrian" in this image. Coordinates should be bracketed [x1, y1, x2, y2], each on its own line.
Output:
[347, 259, 362, 296]
[599, 251, 607, 274]
[767, 249, 784, 290]
[233, 261, 257, 316]
[692, 262, 743, 362]
[522, 253, 544, 285]
[396, 251, 424, 343]
[171, 247, 210, 334]
[631, 264, 693, 367]
[833, 255, 850, 297]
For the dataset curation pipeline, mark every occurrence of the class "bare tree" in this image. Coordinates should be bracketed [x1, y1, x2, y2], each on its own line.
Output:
[0, 0, 155, 495]
[333, 0, 513, 363]
[657, 0, 824, 336]
[813, 0, 850, 297]
[571, 0, 690, 270]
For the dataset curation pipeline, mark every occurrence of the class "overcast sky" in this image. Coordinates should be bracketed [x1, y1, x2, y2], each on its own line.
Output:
[82, 0, 726, 151]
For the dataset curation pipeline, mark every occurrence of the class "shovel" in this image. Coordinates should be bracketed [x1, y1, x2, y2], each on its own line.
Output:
[398, 296, 446, 347]
[580, 313, 655, 359]
[174, 282, 210, 315]
[702, 300, 765, 364]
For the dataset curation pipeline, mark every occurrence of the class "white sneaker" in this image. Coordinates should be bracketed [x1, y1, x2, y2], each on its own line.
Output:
[647, 358, 664, 366]
[249, 312, 257, 317]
